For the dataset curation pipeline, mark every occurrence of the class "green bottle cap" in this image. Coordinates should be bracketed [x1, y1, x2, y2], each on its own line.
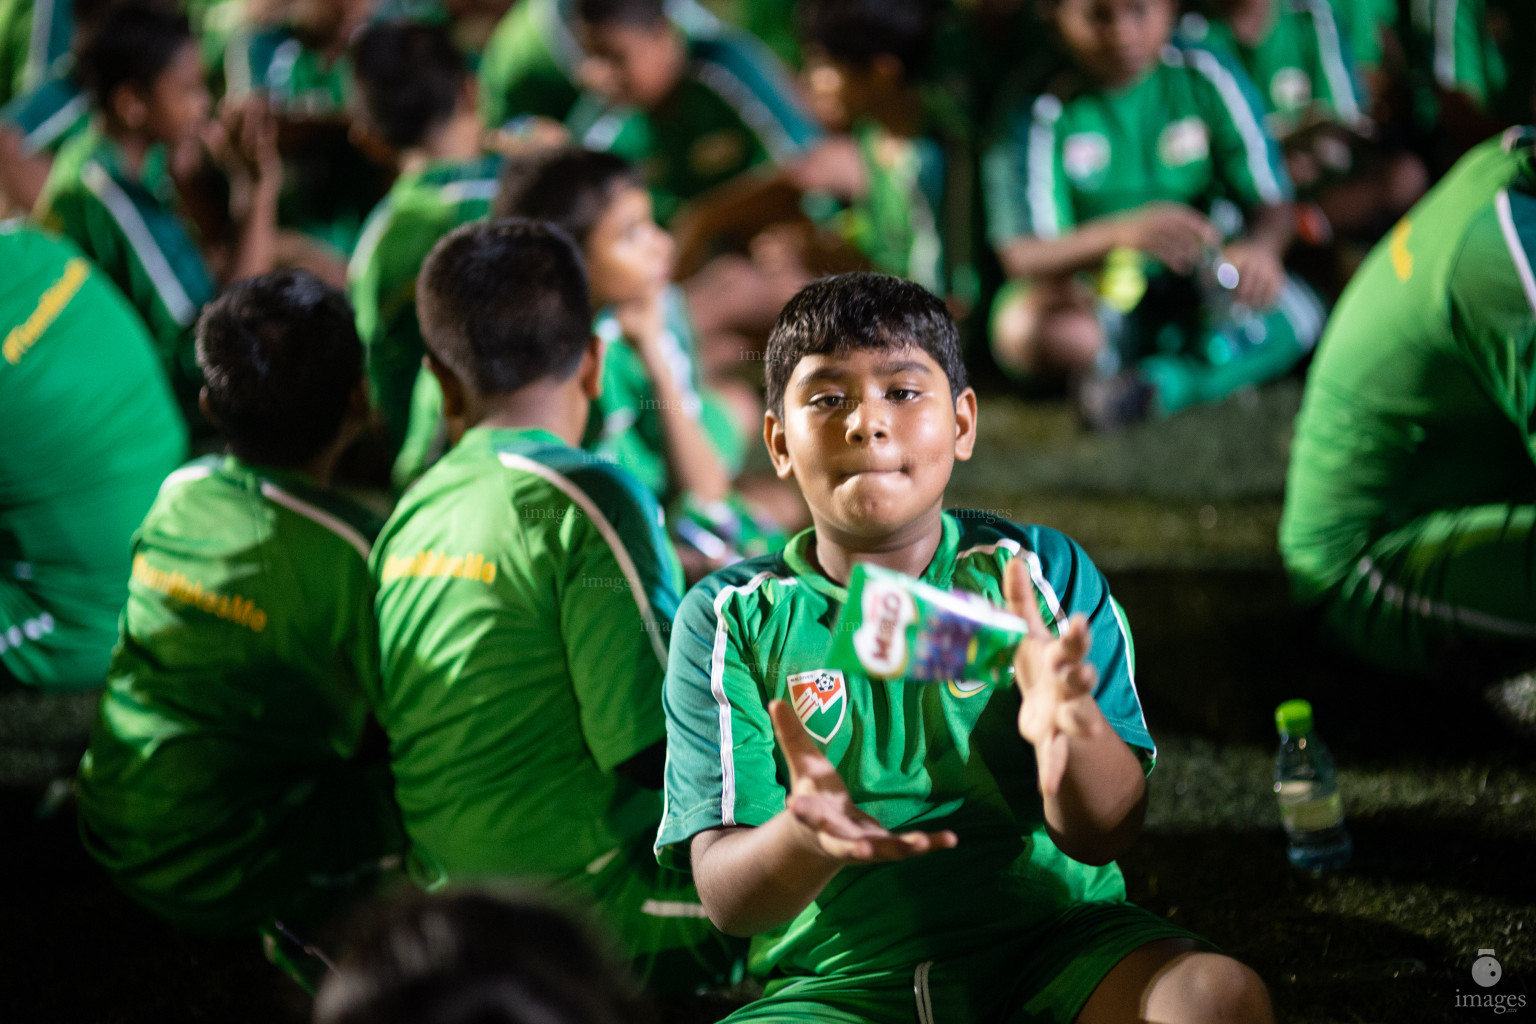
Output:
[1275, 699, 1313, 737]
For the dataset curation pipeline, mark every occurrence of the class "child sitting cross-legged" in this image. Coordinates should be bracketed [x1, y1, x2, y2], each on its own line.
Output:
[659, 272, 1275, 1022]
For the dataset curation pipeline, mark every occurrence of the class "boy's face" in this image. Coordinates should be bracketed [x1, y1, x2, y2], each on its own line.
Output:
[1052, 0, 1174, 87]
[576, 21, 686, 109]
[801, 48, 885, 132]
[767, 345, 976, 542]
[586, 184, 674, 307]
[140, 41, 212, 146]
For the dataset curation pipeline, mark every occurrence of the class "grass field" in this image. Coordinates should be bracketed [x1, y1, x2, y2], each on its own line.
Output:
[4, 381, 1532, 1023]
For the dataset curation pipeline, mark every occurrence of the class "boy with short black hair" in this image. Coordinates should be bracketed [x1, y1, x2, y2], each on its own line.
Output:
[659, 271, 1274, 1021]
[76, 269, 403, 940]
[983, 0, 1325, 427]
[34, 1, 280, 409]
[370, 218, 738, 990]
[347, 18, 501, 488]
[568, 0, 821, 223]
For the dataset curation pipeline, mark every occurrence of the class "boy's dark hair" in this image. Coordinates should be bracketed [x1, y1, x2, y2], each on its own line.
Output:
[796, 0, 938, 76]
[574, 0, 666, 30]
[417, 218, 592, 396]
[350, 20, 466, 151]
[75, 2, 192, 111]
[493, 148, 642, 247]
[196, 271, 363, 467]
[765, 272, 968, 417]
[313, 889, 649, 1024]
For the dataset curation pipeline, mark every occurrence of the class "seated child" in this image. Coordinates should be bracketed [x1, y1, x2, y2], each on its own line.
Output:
[493, 146, 793, 569]
[568, 0, 822, 224]
[0, 222, 185, 690]
[224, 0, 386, 262]
[1178, 0, 1426, 254]
[795, 0, 978, 313]
[75, 270, 404, 938]
[370, 218, 738, 990]
[314, 888, 648, 1024]
[658, 271, 1274, 1022]
[1281, 126, 1536, 676]
[33, 1, 280, 410]
[983, 0, 1326, 427]
[347, 18, 502, 489]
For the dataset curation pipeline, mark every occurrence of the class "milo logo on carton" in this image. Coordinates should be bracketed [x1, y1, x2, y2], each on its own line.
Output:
[854, 578, 918, 678]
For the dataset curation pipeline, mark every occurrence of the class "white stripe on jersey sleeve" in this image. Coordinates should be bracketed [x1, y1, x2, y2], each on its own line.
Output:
[708, 570, 793, 827]
[499, 452, 671, 664]
[260, 483, 372, 562]
[81, 161, 198, 326]
[1496, 189, 1536, 317]
[1183, 47, 1286, 205]
[1301, 0, 1363, 127]
[1027, 95, 1064, 240]
[157, 463, 215, 494]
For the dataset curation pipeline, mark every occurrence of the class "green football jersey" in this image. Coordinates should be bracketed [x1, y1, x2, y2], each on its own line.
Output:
[1282, 126, 1536, 603]
[0, 0, 69, 107]
[476, 0, 583, 127]
[0, 223, 185, 689]
[1328, 0, 1397, 71]
[984, 43, 1292, 249]
[657, 511, 1153, 979]
[348, 154, 500, 460]
[1180, 1, 1365, 135]
[33, 125, 217, 409]
[372, 425, 682, 906]
[569, 28, 821, 223]
[76, 454, 400, 934]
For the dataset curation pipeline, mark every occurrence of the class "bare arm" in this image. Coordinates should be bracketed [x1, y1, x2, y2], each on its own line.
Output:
[998, 203, 1221, 281]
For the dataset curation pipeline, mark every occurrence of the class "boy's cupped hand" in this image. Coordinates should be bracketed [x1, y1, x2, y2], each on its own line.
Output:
[769, 699, 958, 864]
[1004, 557, 1103, 797]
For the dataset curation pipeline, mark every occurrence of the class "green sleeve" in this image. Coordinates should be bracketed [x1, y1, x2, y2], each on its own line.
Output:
[475, 0, 582, 126]
[1303, 0, 1366, 126]
[557, 464, 680, 773]
[0, 0, 30, 105]
[1430, 0, 1502, 104]
[1449, 189, 1536, 455]
[350, 238, 425, 449]
[981, 91, 1073, 247]
[1183, 46, 1292, 209]
[655, 575, 785, 863]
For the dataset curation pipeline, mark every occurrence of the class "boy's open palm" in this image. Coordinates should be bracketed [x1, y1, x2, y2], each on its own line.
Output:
[1004, 558, 1102, 797]
[769, 699, 957, 863]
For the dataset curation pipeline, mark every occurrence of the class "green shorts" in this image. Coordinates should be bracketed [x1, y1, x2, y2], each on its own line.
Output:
[725, 900, 1203, 1023]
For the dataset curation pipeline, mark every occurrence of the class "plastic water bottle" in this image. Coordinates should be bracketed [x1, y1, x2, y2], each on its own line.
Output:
[1274, 699, 1352, 870]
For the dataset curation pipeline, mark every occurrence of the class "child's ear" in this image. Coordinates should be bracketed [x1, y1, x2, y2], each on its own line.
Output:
[952, 386, 978, 462]
[425, 353, 466, 419]
[196, 386, 220, 431]
[764, 408, 795, 479]
[577, 332, 605, 401]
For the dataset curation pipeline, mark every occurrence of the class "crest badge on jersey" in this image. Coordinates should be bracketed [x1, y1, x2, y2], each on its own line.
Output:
[1063, 132, 1112, 183]
[1158, 117, 1210, 168]
[788, 668, 848, 743]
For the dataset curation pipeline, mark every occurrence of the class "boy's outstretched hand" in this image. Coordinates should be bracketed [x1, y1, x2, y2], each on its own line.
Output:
[1004, 557, 1103, 797]
[769, 699, 957, 863]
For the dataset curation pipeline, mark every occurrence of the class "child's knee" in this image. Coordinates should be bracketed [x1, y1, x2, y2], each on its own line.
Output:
[1149, 952, 1273, 1024]
[989, 280, 1102, 379]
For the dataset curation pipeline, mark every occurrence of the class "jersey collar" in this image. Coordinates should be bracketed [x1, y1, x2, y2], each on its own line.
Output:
[782, 511, 961, 603]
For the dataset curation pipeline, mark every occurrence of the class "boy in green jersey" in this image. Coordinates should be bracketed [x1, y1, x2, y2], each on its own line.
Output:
[371, 219, 739, 990]
[494, 146, 795, 572]
[76, 270, 404, 938]
[658, 272, 1274, 1021]
[347, 19, 501, 489]
[795, 0, 978, 314]
[33, 2, 281, 412]
[0, 223, 185, 691]
[568, 0, 821, 223]
[1282, 126, 1536, 675]
[984, 0, 1326, 426]
[1405, 0, 1534, 160]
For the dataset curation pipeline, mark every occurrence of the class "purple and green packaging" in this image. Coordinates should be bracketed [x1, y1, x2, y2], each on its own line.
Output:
[827, 563, 1028, 683]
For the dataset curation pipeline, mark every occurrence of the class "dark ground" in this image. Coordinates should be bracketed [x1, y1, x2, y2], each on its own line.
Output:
[4, 381, 1533, 1023]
